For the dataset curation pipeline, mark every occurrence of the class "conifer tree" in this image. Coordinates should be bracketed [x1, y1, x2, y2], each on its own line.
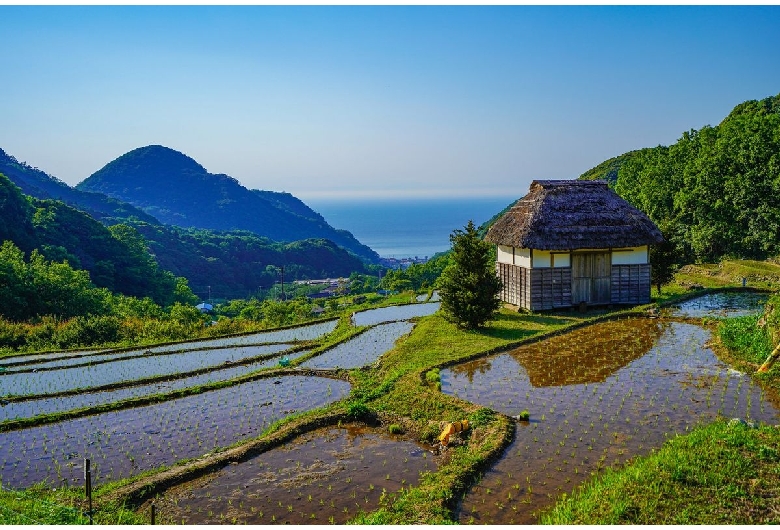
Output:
[438, 220, 502, 329]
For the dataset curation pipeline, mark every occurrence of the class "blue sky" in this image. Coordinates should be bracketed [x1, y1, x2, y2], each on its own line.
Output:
[1, 5, 779, 201]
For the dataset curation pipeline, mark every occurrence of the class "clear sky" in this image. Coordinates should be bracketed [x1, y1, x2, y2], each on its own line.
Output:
[1, 5, 779, 201]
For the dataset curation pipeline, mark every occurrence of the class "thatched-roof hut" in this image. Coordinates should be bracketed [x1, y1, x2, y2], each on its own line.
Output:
[485, 180, 663, 310]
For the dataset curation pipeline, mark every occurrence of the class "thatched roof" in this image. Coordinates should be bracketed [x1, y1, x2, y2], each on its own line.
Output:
[485, 180, 663, 250]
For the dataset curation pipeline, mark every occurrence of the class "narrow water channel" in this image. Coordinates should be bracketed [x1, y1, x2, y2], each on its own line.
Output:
[441, 318, 778, 524]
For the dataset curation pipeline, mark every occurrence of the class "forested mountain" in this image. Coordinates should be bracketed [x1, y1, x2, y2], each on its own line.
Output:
[0, 148, 159, 224]
[127, 221, 371, 300]
[579, 93, 780, 265]
[1, 171, 373, 303]
[77, 145, 380, 263]
[0, 173, 179, 306]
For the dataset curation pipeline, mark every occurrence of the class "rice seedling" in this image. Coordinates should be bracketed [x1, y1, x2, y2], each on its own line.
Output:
[442, 317, 778, 524]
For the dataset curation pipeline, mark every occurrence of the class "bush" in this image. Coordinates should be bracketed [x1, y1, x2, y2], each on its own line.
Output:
[388, 424, 404, 435]
[346, 401, 372, 421]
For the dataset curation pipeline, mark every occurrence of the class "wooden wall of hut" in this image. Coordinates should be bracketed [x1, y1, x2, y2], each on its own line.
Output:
[496, 262, 571, 311]
[496, 262, 651, 310]
[610, 264, 651, 305]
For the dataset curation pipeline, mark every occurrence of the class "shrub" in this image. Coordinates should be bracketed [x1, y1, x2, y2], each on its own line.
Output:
[345, 401, 372, 421]
[468, 407, 496, 427]
[388, 424, 404, 435]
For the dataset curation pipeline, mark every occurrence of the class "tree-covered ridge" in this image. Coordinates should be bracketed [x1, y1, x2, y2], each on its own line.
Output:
[577, 150, 647, 185]
[580, 92, 780, 265]
[77, 145, 380, 263]
[0, 173, 180, 306]
[1, 172, 375, 305]
[127, 221, 373, 300]
[0, 148, 159, 224]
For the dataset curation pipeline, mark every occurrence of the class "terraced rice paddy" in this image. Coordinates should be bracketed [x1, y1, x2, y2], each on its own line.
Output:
[0, 350, 312, 423]
[0, 375, 351, 489]
[4, 292, 775, 525]
[0, 305, 430, 493]
[441, 318, 779, 524]
[0, 343, 294, 398]
[669, 291, 769, 318]
[352, 302, 440, 326]
[301, 322, 414, 369]
[151, 424, 441, 525]
[0, 320, 338, 372]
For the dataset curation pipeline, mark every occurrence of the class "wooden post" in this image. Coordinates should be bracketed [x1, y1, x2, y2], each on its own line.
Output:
[757, 342, 780, 373]
[150, 502, 156, 525]
[84, 458, 93, 525]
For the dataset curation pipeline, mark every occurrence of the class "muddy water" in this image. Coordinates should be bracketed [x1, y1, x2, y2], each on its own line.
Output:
[441, 319, 779, 524]
[0, 376, 350, 489]
[154, 424, 441, 525]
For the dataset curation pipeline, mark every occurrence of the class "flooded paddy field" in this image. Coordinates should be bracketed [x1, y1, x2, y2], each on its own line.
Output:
[0, 350, 313, 423]
[0, 375, 350, 489]
[0, 320, 338, 371]
[353, 302, 440, 327]
[442, 318, 779, 524]
[301, 321, 414, 369]
[669, 291, 769, 318]
[0, 343, 294, 398]
[152, 424, 441, 525]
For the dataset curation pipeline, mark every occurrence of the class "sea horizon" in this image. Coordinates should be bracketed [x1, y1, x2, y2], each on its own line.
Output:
[308, 196, 517, 260]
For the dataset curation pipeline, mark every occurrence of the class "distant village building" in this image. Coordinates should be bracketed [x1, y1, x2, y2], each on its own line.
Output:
[485, 180, 663, 311]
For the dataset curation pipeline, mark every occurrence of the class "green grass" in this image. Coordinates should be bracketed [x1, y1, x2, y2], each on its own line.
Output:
[540, 420, 780, 524]
[0, 484, 145, 525]
[6, 263, 780, 525]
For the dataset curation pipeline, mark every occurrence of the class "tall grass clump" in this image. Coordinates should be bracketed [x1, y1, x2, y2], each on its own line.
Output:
[718, 314, 773, 365]
[719, 293, 779, 365]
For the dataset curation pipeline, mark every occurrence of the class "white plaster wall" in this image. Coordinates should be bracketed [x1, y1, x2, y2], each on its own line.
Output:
[515, 248, 531, 268]
[552, 252, 570, 268]
[497, 245, 514, 264]
[611, 246, 649, 265]
[533, 249, 551, 268]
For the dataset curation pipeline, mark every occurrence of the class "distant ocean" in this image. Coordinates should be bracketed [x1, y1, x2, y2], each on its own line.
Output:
[308, 197, 518, 259]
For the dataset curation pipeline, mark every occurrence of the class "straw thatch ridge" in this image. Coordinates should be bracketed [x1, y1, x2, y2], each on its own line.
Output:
[485, 180, 663, 250]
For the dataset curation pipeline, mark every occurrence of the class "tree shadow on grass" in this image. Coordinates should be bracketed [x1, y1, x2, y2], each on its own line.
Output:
[475, 312, 580, 341]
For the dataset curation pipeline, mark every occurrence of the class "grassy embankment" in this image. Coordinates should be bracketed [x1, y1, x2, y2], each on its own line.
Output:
[4, 259, 779, 524]
[2, 299, 624, 524]
[541, 259, 780, 525]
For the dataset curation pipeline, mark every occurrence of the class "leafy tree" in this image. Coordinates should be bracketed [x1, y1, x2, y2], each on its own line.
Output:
[438, 221, 502, 329]
[0, 241, 108, 320]
[168, 302, 205, 326]
[603, 93, 780, 266]
[172, 277, 199, 306]
[649, 221, 679, 294]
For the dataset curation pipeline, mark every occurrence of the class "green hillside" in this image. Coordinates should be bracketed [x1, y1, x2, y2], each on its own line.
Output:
[77, 145, 380, 263]
[1, 171, 373, 305]
[0, 172, 181, 313]
[579, 93, 780, 265]
[128, 221, 372, 300]
[0, 148, 160, 224]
